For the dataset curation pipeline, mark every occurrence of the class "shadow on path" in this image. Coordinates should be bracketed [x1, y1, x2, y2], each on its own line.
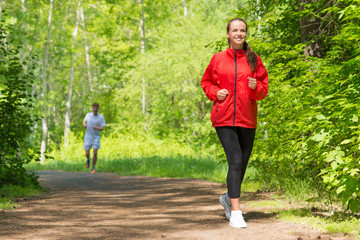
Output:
[0, 171, 351, 240]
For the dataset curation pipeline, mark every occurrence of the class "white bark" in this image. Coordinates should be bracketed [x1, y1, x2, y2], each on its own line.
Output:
[183, 0, 187, 17]
[138, 0, 147, 130]
[40, 0, 54, 163]
[139, 0, 146, 55]
[21, 0, 26, 12]
[53, 105, 58, 127]
[31, 86, 37, 143]
[64, 2, 80, 146]
[80, 6, 93, 92]
[0, 1, 3, 21]
[256, 0, 261, 34]
[142, 75, 146, 116]
[182, 0, 188, 121]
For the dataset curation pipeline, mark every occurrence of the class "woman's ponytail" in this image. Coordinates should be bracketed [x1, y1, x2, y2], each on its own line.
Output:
[244, 42, 257, 72]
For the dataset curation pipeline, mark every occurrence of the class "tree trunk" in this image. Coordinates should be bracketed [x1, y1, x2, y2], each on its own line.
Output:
[139, 0, 146, 55]
[40, 0, 54, 163]
[21, 0, 26, 12]
[256, 0, 261, 34]
[0, 1, 3, 21]
[80, 5, 93, 93]
[138, 0, 147, 131]
[183, 0, 187, 17]
[64, 2, 80, 146]
[31, 86, 37, 144]
[298, 0, 323, 58]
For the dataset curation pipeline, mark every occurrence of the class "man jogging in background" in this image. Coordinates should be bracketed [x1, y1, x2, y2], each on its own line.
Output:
[83, 102, 106, 173]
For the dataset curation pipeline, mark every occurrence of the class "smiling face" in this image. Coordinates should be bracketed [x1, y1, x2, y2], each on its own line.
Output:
[227, 20, 247, 50]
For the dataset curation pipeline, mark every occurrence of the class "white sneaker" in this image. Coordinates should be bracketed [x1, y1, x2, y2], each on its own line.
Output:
[219, 193, 231, 220]
[229, 210, 247, 228]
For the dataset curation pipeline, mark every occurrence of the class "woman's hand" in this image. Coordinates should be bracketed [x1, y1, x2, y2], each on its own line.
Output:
[248, 77, 257, 90]
[217, 89, 229, 101]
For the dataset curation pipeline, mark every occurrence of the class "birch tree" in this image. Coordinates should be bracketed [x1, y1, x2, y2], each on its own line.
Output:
[80, 5, 93, 93]
[64, 1, 81, 146]
[0, 1, 3, 21]
[21, 0, 26, 12]
[40, 0, 54, 163]
[138, 0, 147, 130]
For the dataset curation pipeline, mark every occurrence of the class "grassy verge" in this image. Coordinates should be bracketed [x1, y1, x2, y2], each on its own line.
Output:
[27, 155, 227, 182]
[0, 184, 43, 210]
[279, 208, 360, 238]
[27, 133, 260, 191]
[27, 155, 260, 192]
[249, 196, 360, 239]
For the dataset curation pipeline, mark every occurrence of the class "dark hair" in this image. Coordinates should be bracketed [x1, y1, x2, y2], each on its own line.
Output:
[92, 102, 99, 107]
[226, 18, 257, 72]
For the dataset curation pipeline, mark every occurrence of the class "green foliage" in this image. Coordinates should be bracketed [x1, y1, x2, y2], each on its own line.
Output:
[0, 197, 20, 210]
[28, 133, 261, 193]
[0, 184, 43, 210]
[2, 0, 359, 218]
[28, 133, 229, 183]
[0, 184, 42, 199]
[50, 131, 201, 160]
[0, 21, 39, 188]
[246, 0, 360, 213]
[111, 0, 239, 149]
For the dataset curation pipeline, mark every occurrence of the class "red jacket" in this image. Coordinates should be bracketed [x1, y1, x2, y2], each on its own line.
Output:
[201, 48, 268, 129]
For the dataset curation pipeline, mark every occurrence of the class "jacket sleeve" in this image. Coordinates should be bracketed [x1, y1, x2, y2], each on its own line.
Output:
[251, 56, 269, 101]
[200, 55, 221, 102]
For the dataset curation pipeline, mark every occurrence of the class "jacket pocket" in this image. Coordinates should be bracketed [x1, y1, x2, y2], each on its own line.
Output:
[211, 101, 221, 123]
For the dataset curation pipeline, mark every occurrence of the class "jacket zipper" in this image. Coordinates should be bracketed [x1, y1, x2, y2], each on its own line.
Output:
[233, 50, 237, 126]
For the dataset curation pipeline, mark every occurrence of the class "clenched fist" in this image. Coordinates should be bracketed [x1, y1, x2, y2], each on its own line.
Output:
[248, 77, 257, 90]
[217, 89, 229, 101]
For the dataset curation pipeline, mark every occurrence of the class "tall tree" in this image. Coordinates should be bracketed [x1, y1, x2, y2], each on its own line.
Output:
[80, 5, 93, 93]
[183, 0, 187, 17]
[21, 0, 26, 12]
[0, 21, 37, 187]
[0, 1, 3, 21]
[138, 0, 147, 130]
[40, 0, 54, 163]
[64, 1, 80, 146]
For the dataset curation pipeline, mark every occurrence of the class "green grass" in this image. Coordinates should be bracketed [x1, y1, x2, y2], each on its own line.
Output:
[28, 133, 259, 188]
[27, 155, 258, 190]
[0, 185, 43, 210]
[278, 208, 360, 238]
[249, 199, 287, 209]
[28, 155, 230, 182]
[48, 133, 201, 163]
[248, 197, 360, 238]
[0, 197, 20, 209]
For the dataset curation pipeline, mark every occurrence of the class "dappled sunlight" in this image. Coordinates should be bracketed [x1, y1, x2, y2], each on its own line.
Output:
[1, 171, 352, 240]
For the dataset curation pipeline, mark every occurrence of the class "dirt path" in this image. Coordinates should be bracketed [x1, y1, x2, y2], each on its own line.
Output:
[0, 171, 353, 240]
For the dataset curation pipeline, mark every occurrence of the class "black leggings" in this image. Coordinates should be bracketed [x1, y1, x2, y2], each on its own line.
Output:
[216, 126, 256, 199]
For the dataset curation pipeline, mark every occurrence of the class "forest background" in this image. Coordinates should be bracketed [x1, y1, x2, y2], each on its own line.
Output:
[0, 0, 359, 220]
